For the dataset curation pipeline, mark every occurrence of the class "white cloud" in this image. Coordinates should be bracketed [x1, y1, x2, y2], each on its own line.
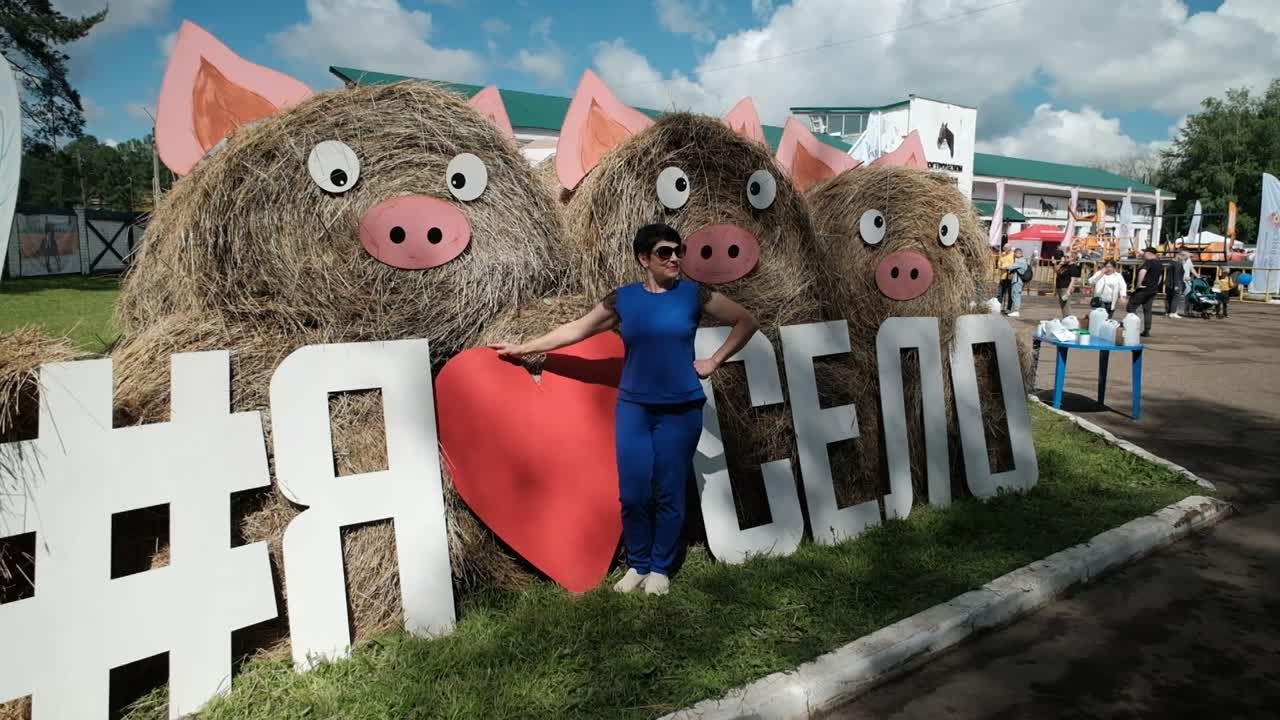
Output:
[269, 0, 485, 83]
[751, 0, 774, 21]
[530, 16, 554, 42]
[126, 102, 156, 126]
[158, 30, 177, 59]
[655, 0, 720, 43]
[976, 105, 1149, 165]
[595, 0, 1280, 129]
[514, 47, 567, 86]
[82, 96, 107, 123]
[103, 138, 119, 147]
[53, 0, 169, 35]
[592, 40, 720, 112]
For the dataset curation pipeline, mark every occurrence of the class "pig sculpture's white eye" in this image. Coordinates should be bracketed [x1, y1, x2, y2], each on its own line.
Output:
[859, 209, 886, 245]
[446, 153, 488, 202]
[308, 140, 360, 193]
[938, 213, 959, 247]
[746, 169, 776, 210]
[656, 166, 691, 210]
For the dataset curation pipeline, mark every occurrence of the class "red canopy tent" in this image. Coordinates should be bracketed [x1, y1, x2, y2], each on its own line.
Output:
[1007, 224, 1066, 241]
[1006, 224, 1067, 258]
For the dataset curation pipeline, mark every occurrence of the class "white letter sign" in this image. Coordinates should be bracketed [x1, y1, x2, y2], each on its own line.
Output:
[949, 314, 1039, 496]
[781, 321, 880, 544]
[876, 317, 951, 518]
[270, 340, 454, 670]
[693, 328, 804, 563]
[0, 352, 277, 719]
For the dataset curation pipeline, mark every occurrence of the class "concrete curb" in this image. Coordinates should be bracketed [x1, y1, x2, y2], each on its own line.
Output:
[660, 495, 1232, 720]
[1027, 394, 1217, 491]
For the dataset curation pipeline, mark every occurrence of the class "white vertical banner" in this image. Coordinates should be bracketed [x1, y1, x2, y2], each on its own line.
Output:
[987, 179, 1005, 248]
[1250, 173, 1280, 295]
[1062, 186, 1079, 248]
[1188, 200, 1203, 243]
[1118, 188, 1135, 255]
[1152, 189, 1163, 249]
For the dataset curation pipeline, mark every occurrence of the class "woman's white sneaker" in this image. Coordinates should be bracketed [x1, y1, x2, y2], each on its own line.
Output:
[612, 568, 648, 593]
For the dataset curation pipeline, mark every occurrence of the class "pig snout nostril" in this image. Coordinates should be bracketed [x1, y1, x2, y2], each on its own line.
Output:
[910, 268, 919, 280]
[700, 245, 713, 260]
[427, 227, 443, 244]
[890, 266, 900, 279]
[728, 245, 740, 259]
[389, 226, 406, 244]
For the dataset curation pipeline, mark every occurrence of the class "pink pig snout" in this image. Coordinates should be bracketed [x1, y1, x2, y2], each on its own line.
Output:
[680, 224, 760, 284]
[359, 195, 470, 269]
[875, 250, 934, 301]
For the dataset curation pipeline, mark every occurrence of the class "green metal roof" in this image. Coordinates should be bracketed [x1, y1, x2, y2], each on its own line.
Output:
[973, 152, 1157, 193]
[788, 100, 910, 113]
[329, 66, 851, 153]
[972, 200, 1027, 222]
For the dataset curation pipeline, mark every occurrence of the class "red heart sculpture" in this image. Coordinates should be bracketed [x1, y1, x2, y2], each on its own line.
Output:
[435, 333, 624, 592]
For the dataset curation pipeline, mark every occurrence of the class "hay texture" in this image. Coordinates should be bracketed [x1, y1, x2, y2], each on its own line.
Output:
[559, 112, 827, 331]
[116, 80, 569, 362]
[109, 80, 570, 651]
[805, 165, 1022, 504]
[0, 327, 83, 443]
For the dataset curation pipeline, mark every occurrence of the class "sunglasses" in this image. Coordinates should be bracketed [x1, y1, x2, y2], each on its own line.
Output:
[652, 245, 686, 260]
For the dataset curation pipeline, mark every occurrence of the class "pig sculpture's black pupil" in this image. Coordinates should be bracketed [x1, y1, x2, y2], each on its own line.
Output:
[330, 169, 347, 187]
[941, 225, 949, 236]
[750, 181, 760, 195]
[875, 216, 884, 228]
[675, 177, 687, 192]
[451, 173, 466, 189]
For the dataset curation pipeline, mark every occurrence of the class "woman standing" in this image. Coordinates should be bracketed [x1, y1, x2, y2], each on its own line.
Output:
[1168, 250, 1199, 319]
[1087, 260, 1128, 318]
[1005, 248, 1029, 317]
[490, 223, 757, 595]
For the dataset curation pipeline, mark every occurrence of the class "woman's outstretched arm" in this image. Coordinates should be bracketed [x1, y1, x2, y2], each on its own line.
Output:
[488, 302, 618, 358]
[696, 291, 758, 378]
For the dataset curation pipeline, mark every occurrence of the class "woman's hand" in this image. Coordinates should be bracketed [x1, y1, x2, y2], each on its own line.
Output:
[488, 343, 528, 359]
[693, 358, 721, 379]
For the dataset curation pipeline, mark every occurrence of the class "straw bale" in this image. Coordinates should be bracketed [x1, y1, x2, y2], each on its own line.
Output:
[114, 80, 570, 364]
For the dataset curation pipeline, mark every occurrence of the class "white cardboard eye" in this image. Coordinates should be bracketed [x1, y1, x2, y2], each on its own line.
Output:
[746, 169, 777, 210]
[656, 166, 691, 209]
[446, 153, 488, 202]
[308, 141, 360, 193]
[939, 212, 959, 247]
[859, 209, 886, 245]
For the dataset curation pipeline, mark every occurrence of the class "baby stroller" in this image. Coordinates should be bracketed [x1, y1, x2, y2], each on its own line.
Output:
[1185, 277, 1219, 318]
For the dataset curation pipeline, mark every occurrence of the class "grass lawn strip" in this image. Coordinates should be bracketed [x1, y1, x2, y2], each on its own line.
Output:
[105, 405, 1209, 720]
[0, 276, 120, 352]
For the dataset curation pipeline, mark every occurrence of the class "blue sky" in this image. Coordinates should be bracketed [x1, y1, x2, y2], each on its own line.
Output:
[63, 0, 1258, 166]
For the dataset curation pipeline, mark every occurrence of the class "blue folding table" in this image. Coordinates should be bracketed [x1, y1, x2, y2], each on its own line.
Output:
[1030, 331, 1145, 419]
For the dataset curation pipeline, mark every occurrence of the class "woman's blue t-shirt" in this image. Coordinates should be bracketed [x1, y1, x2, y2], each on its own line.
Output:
[605, 279, 708, 405]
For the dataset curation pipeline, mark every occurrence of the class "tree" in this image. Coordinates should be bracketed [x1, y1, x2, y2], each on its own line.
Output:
[1156, 80, 1280, 244]
[17, 133, 175, 211]
[0, 1, 106, 145]
[1091, 153, 1160, 187]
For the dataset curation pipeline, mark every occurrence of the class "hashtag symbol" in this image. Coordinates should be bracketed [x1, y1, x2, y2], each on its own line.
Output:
[0, 351, 277, 718]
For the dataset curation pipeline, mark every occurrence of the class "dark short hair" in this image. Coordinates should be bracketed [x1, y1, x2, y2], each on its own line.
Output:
[633, 223, 682, 261]
[1143, 247, 1157, 255]
[1103, 259, 1117, 268]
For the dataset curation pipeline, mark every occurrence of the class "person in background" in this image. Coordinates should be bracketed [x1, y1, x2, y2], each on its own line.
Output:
[1054, 250, 1083, 317]
[1167, 249, 1200, 318]
[997, 245, 1015, 311]
[1087, 260, 1127, 318]
[1006, 247, 1029, 317]
[1213, 270, 1237, 318]
[1126, 247, 1163, 337]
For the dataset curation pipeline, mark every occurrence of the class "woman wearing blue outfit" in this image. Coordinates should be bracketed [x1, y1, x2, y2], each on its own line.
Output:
[490, 224, 757, 595]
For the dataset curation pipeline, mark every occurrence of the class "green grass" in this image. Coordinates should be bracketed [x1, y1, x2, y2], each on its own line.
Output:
[0, 275, 121, 352]
[119, 405, 1205, 720]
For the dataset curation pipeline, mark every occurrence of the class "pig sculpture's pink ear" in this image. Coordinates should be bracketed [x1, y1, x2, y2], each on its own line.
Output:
[721, 97, 766, 145]
[469, 85, 514, 139]
[872, 130, 927, 170]
[556, 69, 654, 190]
[774, 117, 860, 192]
[156, 20, 313, 176]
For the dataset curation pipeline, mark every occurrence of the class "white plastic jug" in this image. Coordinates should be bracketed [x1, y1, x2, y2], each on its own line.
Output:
[1088, 307, 1109, 335]
[1062, 315, 1080, 330]
[1099, 319, 1121, 344]
[1122, 313, 1142, 345]
[986, 297, 1002, 314]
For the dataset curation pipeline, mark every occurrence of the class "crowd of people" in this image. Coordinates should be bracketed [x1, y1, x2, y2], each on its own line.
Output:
[995, 244, 1246, 338]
